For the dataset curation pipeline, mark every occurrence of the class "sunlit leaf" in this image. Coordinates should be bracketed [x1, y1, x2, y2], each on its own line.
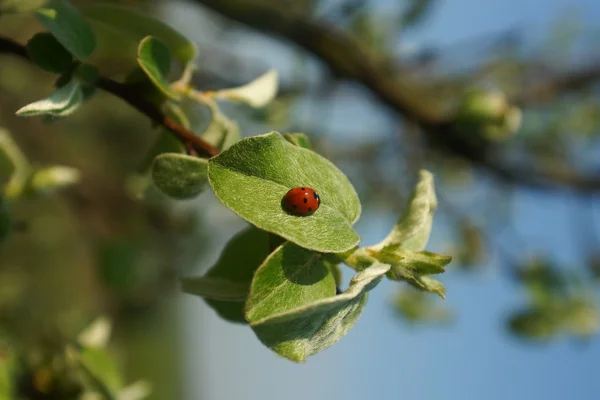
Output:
[78, 316, 112, 349]
[217, 69, 278, 108]
[36, 0, 96, 61]
[283, 133, 312, 149]
[208, 132, 361, 253]
[249, 262, 390, 362]
[16, 79, 83, 117]
[30, 165, 80, 193]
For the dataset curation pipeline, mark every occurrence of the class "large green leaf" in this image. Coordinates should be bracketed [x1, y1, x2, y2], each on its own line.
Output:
[151, 154, 208, 199]
[249, 262, 390, 362]
[137, 36, 178, 100]
[36, 0, 96, 61]
[245, 242, 336, 322]
[208, 132, 361, 253]
[181, 227, 271, 323]
[216, 69, 278, 108]
[82, 4, 197, 64]
[26, 32, 74, 74]
[16, 79, 83, 117]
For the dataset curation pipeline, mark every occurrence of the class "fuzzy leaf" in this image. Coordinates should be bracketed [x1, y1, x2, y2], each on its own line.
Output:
[82, 4, 197, 64]
[36, 0, 96, 61]
[181, 227, 270, 323]
[283, 133, 312, 149]
[208, 132, 361, 253]
[249, 262, 390, 362]
[16, 79, 83, 117]
[137, 36, 178, 100]
[217, 69, 278, 108]
[374, 169, 437, 251]
[151, 153, 208, 199]
[26, 32, 73, 74]
[245, 242, 336, 322]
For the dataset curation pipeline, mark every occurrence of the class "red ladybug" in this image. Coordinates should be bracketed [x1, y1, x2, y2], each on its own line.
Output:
[282, 186, 320, 216]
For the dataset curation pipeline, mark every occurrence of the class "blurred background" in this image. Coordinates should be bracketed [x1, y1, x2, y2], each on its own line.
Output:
[2, 0, 600, 399]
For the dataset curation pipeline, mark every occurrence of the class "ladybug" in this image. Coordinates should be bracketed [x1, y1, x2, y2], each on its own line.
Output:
[282, 186, 320, 216]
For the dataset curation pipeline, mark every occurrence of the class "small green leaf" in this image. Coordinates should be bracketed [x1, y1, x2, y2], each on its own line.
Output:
[408, 276, 446, 299]
[26, 32, 74, 74]
[181, 227, 271, 323]
[78, 316, 112, 349]
[249, 262, 390, 362]
[283, 133, 312, 149]
[393, 288, 452, 324]
[117, 381, 152, 400]
[0, 0, 45, 13]
[82, 4, 197, 64]
[151, 153, 208, 199]
[0, 129, 30, 198]
[78, 347, 122, 398]
[216, 69, 278, 108]
[16, 79, 83, 117]
[36, 0, 96, 61]
[245, 243, 336, 322]
[30, 165, 80, 193]
[137, 36, 178, 100]
[373, 169, 437, 251]
[208, 132, 361, 253]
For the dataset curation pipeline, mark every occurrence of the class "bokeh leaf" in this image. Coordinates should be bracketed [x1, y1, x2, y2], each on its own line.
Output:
[137, 36, 178, 100]
[245, 242, 336, 322]
[217, 69, 278, 108]
[181, 227, 271, 323]
[151, 154, 208, 199]
[78, 317, 112, 349]
[36, 0, 96, 61]
[249, 262, 390, 362]
[26, 32, 74, 74]
[200, 101, 240, 151]
[283, 133, 312, 149]
[208, 132, 361, 253]
[0, 0, 45, 13]
[16, 79, 83, 117]
[82, 4, 197, 64]
[30, 165, 80, 193]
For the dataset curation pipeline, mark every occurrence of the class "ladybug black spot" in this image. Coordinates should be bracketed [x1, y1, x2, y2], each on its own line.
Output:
[313, 192, 318, 199]
[301, 187, 305, 190]
[303, 198, 307, 204]
[308, 207, 312, 212]
[292, 205, 297, 209]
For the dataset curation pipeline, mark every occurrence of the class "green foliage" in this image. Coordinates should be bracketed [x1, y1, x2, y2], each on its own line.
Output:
[208, 132, 361, 253]
[199, 101, 240, 151]
[26, 32, 74, 74]
[82, 4, 197, 65]
[215, 69, 278, 108]
[35, 0, 96, 61]
[393, 288, 452, 324]
[283, 133, 312, 149]
[151, 154, 208, 199]
[30, 165, 80, 194]
[0, 0, 45, 13]
[137, 36, 178, 100]
[249, 263, 389, 362]
[16, 78, 84, 117]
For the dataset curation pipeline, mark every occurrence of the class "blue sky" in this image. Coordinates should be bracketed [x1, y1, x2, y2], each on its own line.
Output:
[171, 1, 600, 399]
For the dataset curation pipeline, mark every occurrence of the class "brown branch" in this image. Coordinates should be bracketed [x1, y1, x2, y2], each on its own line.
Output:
[191, 0, 600, 192]
[0, 36, 219, 158]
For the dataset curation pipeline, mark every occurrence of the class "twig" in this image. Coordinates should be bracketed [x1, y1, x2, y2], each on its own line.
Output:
[0, 36, 219, 158]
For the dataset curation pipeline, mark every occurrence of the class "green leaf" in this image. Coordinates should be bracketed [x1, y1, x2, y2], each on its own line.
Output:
[245, 242, 336, 322]
[393, 288, 452, 324]
[78, 316, 112, 349]
[78, 347, 122, 398]
[283, 133, 312, 149]
[0, 0, 45, 13]
[137, 36, 178, 100]
[249, 262, 390, 362]
[26, 32, 74, 74]
[407, 276, 446, 299]
[16, 79, 83, 117]
[36, 0, 96, 61]
[373, 169, 437, 251]
[151, 153, 208, 199]
[30, 165, 80, 194]
[181, 227, 271, 323]
[82, 4, 197, 64]
[216, 69, 278, 108]
[117, 381, 152, 400]
[208, 132, 361, 253]
[0, 129, 31, 198]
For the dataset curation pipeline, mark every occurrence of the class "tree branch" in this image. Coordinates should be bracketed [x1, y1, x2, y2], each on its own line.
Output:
[191, 0, 600, 192]
[0, 36, 219, 158]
